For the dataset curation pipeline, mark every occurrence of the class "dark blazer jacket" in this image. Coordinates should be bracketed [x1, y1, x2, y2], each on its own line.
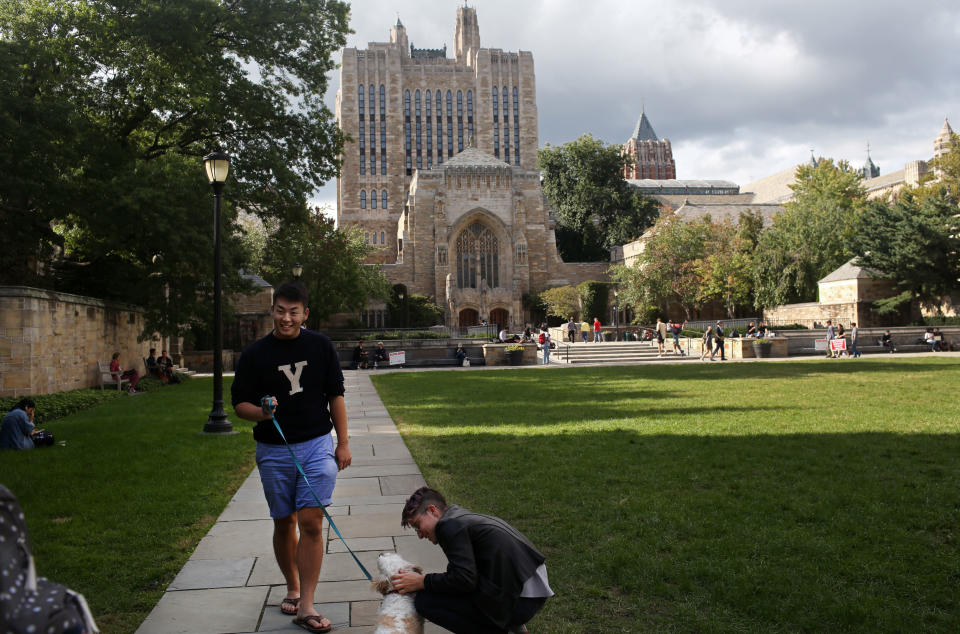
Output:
[423, 505, 546, 628]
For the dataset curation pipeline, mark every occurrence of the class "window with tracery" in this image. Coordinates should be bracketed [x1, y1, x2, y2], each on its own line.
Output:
[516, 242, 527, 265]
[456, 223, 499, 289]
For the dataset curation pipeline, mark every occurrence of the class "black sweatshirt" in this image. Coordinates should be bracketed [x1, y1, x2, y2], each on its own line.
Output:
[231, 330, 344, 444]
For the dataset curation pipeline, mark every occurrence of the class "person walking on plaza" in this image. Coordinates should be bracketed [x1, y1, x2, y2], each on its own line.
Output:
[580, 319, 590, 343]
[713, 321, 726, 361]
[700, 325, 715, 361]
[391, 487, 553, 634]
[825, 320, 836, 358]
[0, 398, 40, 450]
[231, 281, 351, 634]
[566, 317, 577, 343]
[671, 320, 686, 355]
[593, 317, 602, 342]
[655, 317, 668, 357]
[849, 322, 861, 357]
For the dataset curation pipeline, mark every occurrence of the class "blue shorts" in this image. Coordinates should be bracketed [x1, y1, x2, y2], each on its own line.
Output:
[256, 434, 337, 518]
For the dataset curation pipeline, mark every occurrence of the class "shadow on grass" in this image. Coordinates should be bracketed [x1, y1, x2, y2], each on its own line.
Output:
[409, 430, 960, 633]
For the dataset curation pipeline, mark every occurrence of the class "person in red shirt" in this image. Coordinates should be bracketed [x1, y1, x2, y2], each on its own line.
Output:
[593, 317, 602, 342]
[109, 352, 141, 394]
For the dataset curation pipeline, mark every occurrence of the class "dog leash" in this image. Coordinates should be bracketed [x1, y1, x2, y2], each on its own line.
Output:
[262, 397, 372, 581]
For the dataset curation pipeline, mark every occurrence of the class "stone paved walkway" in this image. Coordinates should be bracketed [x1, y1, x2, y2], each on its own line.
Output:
[136, 370, 449, 633]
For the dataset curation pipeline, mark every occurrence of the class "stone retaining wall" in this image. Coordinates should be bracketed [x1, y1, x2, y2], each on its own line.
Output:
[0, 286, 150, 397]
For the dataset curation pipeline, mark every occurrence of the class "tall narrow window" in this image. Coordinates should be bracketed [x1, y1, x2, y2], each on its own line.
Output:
[360, 190, 366, 209]
[415, 90, 422, 170]
[369, 85, 376, 174]
[467, 90, 474, 146]
[404, 90, 412, 174]
[456, 91, 464, 152]
[380, 231, 385, 244]
[492, 86, 499, 158]
[513, 86, 520, 165]
[436, 91, 443, 164]
[425, 91, 433, 168]
[381, 190, 387, 209]
[446, 90, 453, 157]
[379, 85, 386, 174]
[372, 232, 376, 244]
[358, 84, 366, 175]
[371, 189, 377, 209]
[503, 86, 510, 164]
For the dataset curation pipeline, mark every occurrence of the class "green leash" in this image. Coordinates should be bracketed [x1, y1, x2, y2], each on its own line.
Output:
[262, 397, 372, 581]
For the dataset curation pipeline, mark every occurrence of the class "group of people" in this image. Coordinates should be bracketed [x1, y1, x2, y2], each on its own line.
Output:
[653, 318, 687, 357]
[146, 348, 179, 383]
[699, 321, 729, 361]
[229, 281, 550, 633]
[823, 320, 860, 357]
[921, 327, 949, 352]
[563, 317, 604, 343]
[351, 340, 390, 369]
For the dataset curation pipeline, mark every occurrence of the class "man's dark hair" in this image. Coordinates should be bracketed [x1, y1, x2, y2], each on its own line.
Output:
[273, 281, 309, 308]
[15, 398, 35, 411]
[401, 486, 447, 528]
[149, 348, 156, 355]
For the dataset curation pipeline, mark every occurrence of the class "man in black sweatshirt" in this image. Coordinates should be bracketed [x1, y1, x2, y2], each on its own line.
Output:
[231, 281, 351, 633]
[391, 487, 554, 633]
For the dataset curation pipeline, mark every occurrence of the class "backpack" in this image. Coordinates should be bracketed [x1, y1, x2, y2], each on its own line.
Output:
[538, 332, 546, 344]
[0, 486, 99, 633]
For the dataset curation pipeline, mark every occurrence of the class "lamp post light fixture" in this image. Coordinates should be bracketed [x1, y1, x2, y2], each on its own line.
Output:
[202, 149, 234, 434]
[292, 263, 303, 279]
[397, 291, 407, 329]
[614, 288, 620, 342]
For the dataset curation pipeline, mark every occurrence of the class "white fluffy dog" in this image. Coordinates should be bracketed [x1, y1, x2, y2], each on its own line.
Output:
[372, 552, 424, 634]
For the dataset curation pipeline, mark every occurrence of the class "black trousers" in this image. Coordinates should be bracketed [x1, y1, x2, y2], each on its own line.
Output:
[414, 591, 546, 634]
[714, 339, 725, 359]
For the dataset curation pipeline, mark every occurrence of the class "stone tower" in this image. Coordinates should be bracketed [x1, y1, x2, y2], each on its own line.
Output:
[622, 109, 676, 180]
[858, 145, 880, 180]
[336, 6, 539, 263]
[934, 117, 954, 159]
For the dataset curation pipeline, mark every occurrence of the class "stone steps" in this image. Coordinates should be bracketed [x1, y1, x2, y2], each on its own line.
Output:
[545, 341, 701, 364]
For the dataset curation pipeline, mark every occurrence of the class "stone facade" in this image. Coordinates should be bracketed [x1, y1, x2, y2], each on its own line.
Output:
[380, 147, 608, 329]
[0, 286, 150, 397]
[336, 7, 539, 264]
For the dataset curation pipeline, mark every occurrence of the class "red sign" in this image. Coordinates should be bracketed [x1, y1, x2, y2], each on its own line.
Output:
[830, 338, 847, 351]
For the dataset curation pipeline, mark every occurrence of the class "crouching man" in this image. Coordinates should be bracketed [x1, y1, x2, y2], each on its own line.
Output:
[391, 487, 554, 634]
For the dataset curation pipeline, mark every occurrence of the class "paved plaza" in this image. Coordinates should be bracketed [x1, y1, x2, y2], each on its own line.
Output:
[136, 370, 450, 633]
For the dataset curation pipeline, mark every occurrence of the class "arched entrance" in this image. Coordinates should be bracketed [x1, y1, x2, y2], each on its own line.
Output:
[489, 308, 509, 330]
[458, 308, 479, 327]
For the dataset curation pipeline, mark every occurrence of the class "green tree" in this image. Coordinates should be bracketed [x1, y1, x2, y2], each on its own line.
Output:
[386, 286, 443, 329]
[539, 285, 581, 321]
[258, 212, 391, 328]
[753, 159, 865, 309]
[538, 134, 659, 261]
[851, 192, 960, 314]
[0, 0, 350, 337]
[698, 211, 763, 318]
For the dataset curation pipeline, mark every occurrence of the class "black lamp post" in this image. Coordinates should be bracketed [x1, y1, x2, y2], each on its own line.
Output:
[614, 288, 620, 342]
[398, 291, 406, 329]
[292, 263, 303, 279]
[202, 150, 233, 434]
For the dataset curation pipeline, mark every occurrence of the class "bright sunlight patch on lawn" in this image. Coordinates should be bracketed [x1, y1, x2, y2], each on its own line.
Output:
[371, 358, 960, 632]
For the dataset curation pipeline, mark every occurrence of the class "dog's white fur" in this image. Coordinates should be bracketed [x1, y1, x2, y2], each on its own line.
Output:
[372, 552, 424, 634]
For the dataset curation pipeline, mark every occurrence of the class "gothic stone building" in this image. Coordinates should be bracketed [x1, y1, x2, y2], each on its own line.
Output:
[336, 7, 608, 329]
[622, 110, 676, 180]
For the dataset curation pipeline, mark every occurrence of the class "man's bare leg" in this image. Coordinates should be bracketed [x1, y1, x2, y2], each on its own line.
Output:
[295, 507, 330, 629]
[273, 513, 301, 609]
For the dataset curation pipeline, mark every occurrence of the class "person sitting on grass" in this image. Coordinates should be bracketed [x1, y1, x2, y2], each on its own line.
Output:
[0, 398, 41, 450]
[110, 351, 141, 393]
[391, 487, 553, 634]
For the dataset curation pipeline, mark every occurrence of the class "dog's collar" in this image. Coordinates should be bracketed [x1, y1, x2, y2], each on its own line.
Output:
[384, 589, 400, 595]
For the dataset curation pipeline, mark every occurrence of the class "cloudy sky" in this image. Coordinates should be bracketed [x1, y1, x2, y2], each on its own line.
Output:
[313, 0, 960, 213]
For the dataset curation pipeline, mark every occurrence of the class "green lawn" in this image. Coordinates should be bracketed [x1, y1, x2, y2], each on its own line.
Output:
[371, 358, 960, 633]
[0, 378, 255, 634]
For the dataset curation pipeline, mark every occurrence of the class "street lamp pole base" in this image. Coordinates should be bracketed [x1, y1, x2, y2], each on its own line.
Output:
[203, 402, 233, 434]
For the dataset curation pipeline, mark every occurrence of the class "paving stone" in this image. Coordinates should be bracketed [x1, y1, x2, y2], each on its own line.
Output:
[192, 519, 283, 559]
[326, 494, 409, 506]
[135, 586, 267, 634]
[338, 464, 422, 479]
[218, 498, 271, 522]
[349, 502, 404, 516]
[325, 512, 417, 539]
[255, 601, 349, 632]
[379, 474, 427, 497]
[268, 580, 380, 604]
[332, 477, 383, 498]
[168, 557, 255, 590]
[394, 536, 449, 574]
[351, 456, 417, 467]
[349, 600, 382, 626]
[327, 536, 396, 554]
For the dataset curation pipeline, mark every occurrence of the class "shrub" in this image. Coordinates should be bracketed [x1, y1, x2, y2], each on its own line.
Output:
[0, 389, 125, 425]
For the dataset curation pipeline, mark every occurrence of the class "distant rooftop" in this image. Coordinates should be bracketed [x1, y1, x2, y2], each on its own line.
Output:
[442, 147, 511, 168]
[628, 179, 739, 195]
[631, 111, 659, 141]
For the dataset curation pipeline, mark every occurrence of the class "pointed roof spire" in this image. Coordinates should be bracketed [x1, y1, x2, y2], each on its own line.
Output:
[631, 111, 658, 141]
[939, 116, 953, 136]
[809, 149, 819, 168]
[395, 13, 403, 28]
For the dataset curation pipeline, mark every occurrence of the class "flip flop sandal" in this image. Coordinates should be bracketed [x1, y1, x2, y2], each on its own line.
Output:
[280, 597, 300, 615]
[292, 614, 333, 633]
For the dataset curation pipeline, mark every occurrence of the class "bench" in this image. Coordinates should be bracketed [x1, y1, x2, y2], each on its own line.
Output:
[98, 361, 129, 391]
